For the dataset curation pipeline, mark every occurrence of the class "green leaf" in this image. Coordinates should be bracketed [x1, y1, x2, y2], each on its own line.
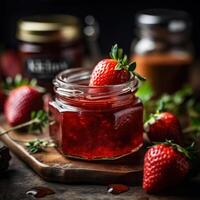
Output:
[29, 79, 38, 86]
[37, 110, 43, 118]
[25, 139, 56, 154]
[15, 74, 22, 86]
[144, 113, 157, 131]
[111, 44, 118, 60]
[156, 100, 166, 113]
[28, 110, 49, 133]
[128, 62, 136, 71]
[133, 71, 146, 81]
[2, 74, 44, 93]
[117, 48, 123, 60]
[109, 43, 145, 82]
[191, 117, 200, 127]
[115, 63, 122, 70]
[158, 140, 194, 160]
[31, 111, 36, 119]
[136, 81, 153, 103]
[122, 55, 128, 65]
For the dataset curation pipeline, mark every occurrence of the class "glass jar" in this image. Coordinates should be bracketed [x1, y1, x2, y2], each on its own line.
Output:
[17, 15, 84, 92]
[131, 9, 193, 96]
[49, 68, 143, 160]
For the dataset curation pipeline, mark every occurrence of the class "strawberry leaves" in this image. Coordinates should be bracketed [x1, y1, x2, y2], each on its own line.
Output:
[0, 110, 50, 136]
[3, 74, 45, 94]
[28, 110, 49, 133]
[128, 62, 136, 71]
[136, 83, 195, 121]
[3, 75, 35, 91]
[109, 44, 124, 61]
[110, 44, 145, 81]
[159, 140, 194, 160]
[25, 139, 56, 154]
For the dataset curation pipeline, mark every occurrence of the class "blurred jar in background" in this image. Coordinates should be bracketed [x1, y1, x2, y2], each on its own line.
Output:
[17, 15, 84, 92]
[131, 9, 193, 96]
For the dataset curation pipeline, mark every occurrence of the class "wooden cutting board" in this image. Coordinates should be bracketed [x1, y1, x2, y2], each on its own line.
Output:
[0, 116, 143, 185]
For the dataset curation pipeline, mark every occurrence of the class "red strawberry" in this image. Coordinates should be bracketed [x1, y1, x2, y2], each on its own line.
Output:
[143, 142, 190, 193]
[0, 50, 23, 78]
[144, 112, 183, 145]
[89, 59, 130, 86]
[4, 85, 43, 126]
[89, 44, 145, 86]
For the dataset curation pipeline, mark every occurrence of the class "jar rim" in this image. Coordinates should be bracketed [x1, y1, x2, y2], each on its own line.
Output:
[53, 67, 138, 99]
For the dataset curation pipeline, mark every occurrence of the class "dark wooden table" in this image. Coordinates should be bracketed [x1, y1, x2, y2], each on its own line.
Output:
[1, 153, 200, 200]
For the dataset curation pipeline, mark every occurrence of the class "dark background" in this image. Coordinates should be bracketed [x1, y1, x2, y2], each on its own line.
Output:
[1, 0, 200, 56]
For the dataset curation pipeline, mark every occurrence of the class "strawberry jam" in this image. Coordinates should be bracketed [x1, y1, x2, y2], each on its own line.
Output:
[49, 68, 143, 160]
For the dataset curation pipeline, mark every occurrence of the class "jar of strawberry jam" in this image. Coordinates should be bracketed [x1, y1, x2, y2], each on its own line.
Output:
[49, 68, 143, 160]
[17, 15, 84, 92]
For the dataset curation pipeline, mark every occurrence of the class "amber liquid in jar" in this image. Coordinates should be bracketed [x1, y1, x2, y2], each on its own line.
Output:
[133, 53, 193, 95]
[132, 9, 193, 96]
[49, 68, 143, 160]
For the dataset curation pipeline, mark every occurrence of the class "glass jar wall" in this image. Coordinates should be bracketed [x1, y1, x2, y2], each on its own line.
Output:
[49, 68, 143, 160]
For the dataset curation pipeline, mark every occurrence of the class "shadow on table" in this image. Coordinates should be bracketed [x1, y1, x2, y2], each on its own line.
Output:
[0, 169, 17, 179]
[154, 176, 200, 198]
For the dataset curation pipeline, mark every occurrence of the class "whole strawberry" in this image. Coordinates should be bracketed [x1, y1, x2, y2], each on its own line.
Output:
[89, 44, 145, 86]
[143, 141, 190, 193]
[144, 112, 183, 145]
[4, 85, 43, 126]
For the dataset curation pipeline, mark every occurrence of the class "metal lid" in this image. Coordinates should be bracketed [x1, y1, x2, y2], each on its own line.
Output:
[17, 15, 81, 43]
[136, 9, 191, 32]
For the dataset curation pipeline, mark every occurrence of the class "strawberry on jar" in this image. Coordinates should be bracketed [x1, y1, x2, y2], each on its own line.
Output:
[89, 44, 145, 87]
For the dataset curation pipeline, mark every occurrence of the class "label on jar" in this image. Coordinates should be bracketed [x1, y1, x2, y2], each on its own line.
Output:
[25, 58, 71, 80]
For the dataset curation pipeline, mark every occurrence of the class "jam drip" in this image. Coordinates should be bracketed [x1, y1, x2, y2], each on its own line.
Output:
[26, 186, 55, 198]
[107, 184, 129, 195]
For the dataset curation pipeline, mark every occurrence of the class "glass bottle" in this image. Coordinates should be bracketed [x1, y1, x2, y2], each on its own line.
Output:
[131, 9, 193, 96]
[17, 15, 84, 92]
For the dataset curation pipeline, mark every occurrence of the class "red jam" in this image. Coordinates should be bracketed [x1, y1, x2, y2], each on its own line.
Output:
[49, 68, 143, 160]
[107, 184, 129, 195]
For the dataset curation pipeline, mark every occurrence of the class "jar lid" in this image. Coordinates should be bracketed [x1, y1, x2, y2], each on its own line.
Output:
[17, 15, 81, 43]
[135, 9, 191, 32]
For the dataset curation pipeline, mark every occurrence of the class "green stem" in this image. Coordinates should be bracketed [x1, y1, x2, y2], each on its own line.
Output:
[0, 118, 40, 136]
